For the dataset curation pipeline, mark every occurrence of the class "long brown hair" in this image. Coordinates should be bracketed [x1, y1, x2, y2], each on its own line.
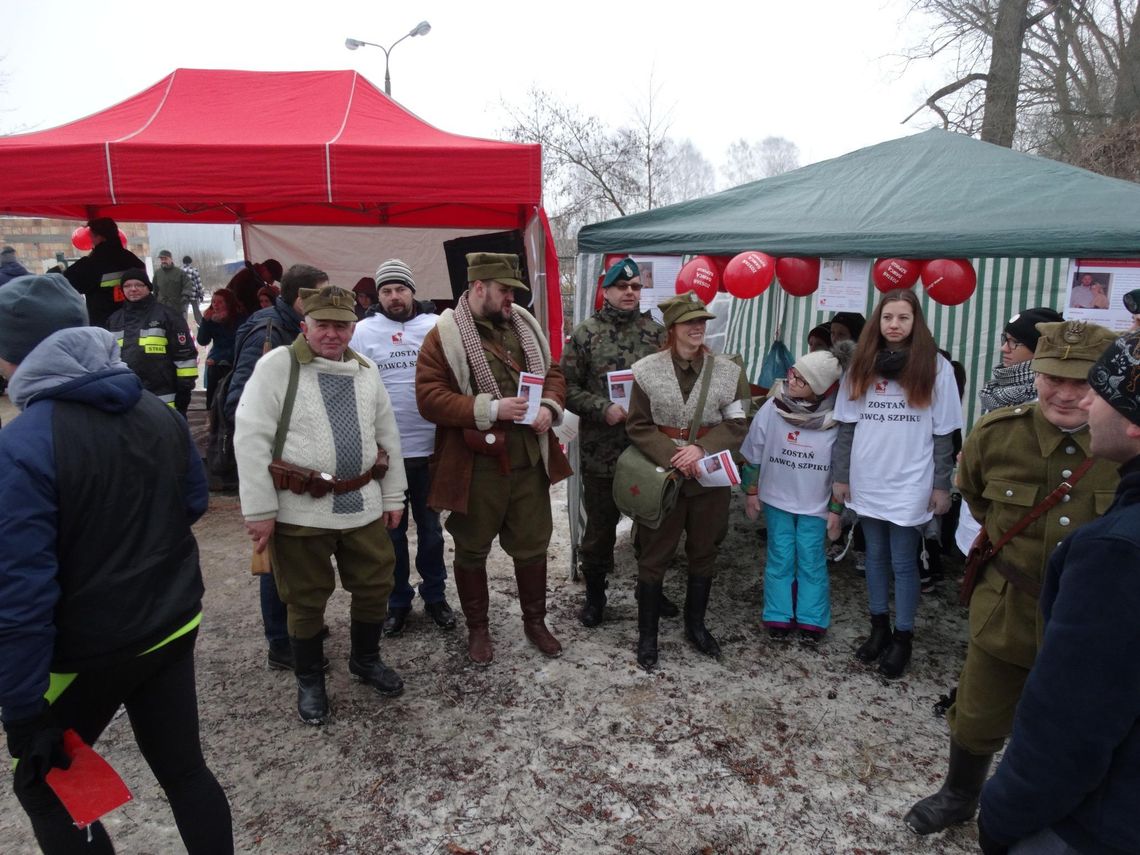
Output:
[846, 289, 939, 408]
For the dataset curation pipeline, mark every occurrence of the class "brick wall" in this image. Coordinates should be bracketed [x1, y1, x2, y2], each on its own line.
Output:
[0, 217, 150, 272]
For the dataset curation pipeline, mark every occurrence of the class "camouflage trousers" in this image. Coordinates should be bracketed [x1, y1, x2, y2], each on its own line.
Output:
[580, 474, 622, 579]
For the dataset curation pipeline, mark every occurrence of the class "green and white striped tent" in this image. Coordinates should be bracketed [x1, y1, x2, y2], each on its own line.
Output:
[563, 130, 1140, 576]
[575, 130, 1140, 431]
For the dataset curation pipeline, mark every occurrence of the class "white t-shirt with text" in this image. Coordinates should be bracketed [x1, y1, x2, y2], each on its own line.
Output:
[741, 398, 837, 519]
[833, 355, 963, 527]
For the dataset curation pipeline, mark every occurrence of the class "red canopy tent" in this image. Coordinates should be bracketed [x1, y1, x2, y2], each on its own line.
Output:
[0, 68, 561, 349]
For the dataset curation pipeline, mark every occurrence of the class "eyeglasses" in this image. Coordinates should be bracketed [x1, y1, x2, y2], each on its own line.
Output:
[1000, 333, 1025, 349]
[786, 370, 808, 387]
[612, 282, 643, 292]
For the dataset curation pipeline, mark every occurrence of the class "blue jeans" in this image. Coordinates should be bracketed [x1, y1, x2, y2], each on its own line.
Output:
[260, 572, 288, 644]
[389, 457, 448, 608]
[860, 516, 921, 631]
[762, 506, 830, 630]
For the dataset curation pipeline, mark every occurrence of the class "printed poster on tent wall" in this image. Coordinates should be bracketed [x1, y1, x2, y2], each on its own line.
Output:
[630, 255, 684, 322]
[814, 258, 871, 313]
[1064, 259, 1139, 332]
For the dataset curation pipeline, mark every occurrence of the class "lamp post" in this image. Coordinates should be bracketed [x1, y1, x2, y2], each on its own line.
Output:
[345, 20, 431, 96]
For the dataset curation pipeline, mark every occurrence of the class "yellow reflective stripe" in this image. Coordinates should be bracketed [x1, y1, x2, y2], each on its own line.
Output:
[138, 336, 168, 347]
[115, 337, 124, 346]
[45, 672, 78, 705]
[100, 273, 122, 288]
[175, 367, 198, 377]
[141, 612, 202, 654]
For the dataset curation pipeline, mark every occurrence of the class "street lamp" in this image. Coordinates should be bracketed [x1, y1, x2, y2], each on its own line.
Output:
[345, 20, 431, 96]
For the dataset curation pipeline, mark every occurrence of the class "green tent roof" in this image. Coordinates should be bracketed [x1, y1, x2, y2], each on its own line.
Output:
[577, 129, 1140, 258]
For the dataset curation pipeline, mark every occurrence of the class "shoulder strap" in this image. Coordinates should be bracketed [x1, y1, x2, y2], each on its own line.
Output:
[271, 346, 301, 460]
[987, 456, 1097, 557]
[687, 357, 716, 441]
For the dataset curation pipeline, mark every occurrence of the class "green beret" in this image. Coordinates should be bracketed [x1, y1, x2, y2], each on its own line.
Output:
[602, 258, 639, 288]
[659, 292, 716, 329]
[300, 286, 358, 322]
[466, 252, 529, 292]
[1031, 320, 1117, 379]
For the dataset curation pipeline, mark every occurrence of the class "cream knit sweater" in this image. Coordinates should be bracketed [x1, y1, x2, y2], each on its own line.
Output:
[234, 341, 407, 529]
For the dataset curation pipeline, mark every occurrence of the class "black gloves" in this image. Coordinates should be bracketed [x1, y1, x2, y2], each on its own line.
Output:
[4, 710, 71, 789]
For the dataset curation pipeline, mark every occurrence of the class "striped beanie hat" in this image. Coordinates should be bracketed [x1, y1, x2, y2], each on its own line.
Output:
[374, 258, 416, 293]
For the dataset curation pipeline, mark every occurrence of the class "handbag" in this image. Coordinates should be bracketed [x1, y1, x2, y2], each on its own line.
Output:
[958, 457, 1095, 605]
[612, 362, 715, 530]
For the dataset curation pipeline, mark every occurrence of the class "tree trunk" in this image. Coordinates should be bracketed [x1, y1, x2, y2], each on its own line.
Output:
[1113, 2, 1140, 121]
[981, 0, 1032, 147]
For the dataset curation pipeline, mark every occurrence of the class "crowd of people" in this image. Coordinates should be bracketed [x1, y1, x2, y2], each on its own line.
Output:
[1, 233, 1139, 854]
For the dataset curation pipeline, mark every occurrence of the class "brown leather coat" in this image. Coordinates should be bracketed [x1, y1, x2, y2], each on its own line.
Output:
[416, 311, 572, 513]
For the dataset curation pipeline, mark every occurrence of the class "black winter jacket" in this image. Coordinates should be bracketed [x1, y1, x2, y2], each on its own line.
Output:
[62, 240, 147, 328]
[109, 295, 198, 412]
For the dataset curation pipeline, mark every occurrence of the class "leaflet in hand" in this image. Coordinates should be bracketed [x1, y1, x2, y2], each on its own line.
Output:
[606, 370, 634, 408]
[45, 729, 132, 829]
[695, 450, 741, 488]
[515, 372, 545, 424]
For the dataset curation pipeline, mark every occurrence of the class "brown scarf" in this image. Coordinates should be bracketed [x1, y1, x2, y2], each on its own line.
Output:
[454, 292, 545, 397]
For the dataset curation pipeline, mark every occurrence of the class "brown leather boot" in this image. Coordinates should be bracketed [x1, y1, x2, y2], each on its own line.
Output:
[514, 560, 562, 657]
[452, 563, 493, 666]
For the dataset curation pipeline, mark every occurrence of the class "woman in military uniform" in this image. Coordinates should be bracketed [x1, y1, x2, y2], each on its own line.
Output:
[624, 293, 750, 671]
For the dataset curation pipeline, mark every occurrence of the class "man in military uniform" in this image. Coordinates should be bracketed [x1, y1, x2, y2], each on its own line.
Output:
[905, 320, 1120, 835]
[416, 252, 572, 666]
[235, 285, 409, 726]
[561, 258, 667, 626]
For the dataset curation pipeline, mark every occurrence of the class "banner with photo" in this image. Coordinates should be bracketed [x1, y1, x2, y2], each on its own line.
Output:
[814, 258, 872, 313]
[1064, 259, 1140, 332]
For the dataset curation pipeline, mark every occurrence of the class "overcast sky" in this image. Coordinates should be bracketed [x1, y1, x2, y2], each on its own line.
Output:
[2, 0, 950, 173]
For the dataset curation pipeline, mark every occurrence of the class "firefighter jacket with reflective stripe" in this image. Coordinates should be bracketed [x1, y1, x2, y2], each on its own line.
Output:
[109, 295, 198, 405]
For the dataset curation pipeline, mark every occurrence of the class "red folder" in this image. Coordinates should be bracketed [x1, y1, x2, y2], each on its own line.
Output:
[45, 730, 132, 829]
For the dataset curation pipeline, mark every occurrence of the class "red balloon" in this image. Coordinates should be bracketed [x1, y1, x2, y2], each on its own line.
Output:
[872, 258, 922, 292]
[722, 251, 775, 299]
[118, 228, 129, 248]
[71, 226, 93, 252]
[921, 259, 977, 306]
[775, 256, 820, 297]
[675, 256, 720, 303]
[710, 256, 732, 291]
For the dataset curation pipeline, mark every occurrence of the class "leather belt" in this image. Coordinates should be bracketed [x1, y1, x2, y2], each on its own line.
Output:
[989, 558, 1042, 600]
[659, 425, 712, 441]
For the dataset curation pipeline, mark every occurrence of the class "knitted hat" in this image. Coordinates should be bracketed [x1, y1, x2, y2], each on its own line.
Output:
[121, 268, 152, 291]
[1088, 330, 1140, 426]
[830, 312, 865, 341]
[1031, 320, 1118, 379]
[1005, 307, 1063, 350]
[466, 252, 528, 291]
[794, 339, 854, 396]
[0, 273, 90, 364]
[1, 246, 15, 258]
[158, 250, 173, 259]
[602, 258, 639, 288]
[374, 259, 415, 293]
[659, 292, 715, 328]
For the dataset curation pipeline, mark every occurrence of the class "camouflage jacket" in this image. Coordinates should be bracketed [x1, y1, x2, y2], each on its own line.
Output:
[561, 303, 665, 477]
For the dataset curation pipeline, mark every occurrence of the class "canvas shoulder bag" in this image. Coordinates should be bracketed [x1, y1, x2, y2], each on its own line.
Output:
[612, 361, 715, 530]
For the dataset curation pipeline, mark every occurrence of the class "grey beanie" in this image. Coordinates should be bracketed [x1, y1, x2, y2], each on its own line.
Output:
[374, 258, 416, 293]
[0, 273, 89, 364]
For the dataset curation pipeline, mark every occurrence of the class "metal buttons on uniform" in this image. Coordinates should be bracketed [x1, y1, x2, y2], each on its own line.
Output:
[1061, 494, 1071, 503]
[1014, 408, 1023, 414]
[1005, 489, 1014, 497]
[1062, 469, 1073, 478]
[1065, 446, 1076, 454]
[1059, 516, 1071, 526]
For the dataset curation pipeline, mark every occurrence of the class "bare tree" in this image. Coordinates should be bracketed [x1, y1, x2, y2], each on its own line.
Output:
[904, 0, 1140, 175]
[720, 136, 801, 188]
[503, 84, 714, 258]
